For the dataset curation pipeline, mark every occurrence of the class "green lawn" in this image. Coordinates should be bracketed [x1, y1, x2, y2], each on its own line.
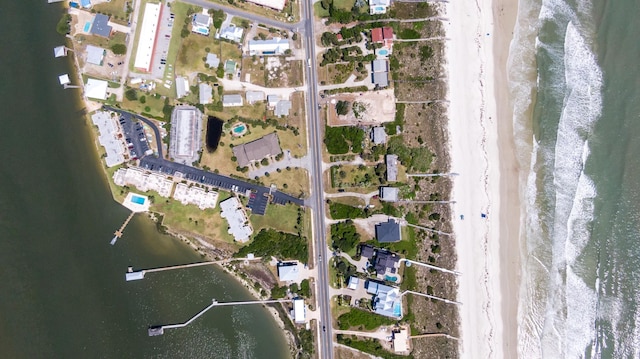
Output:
[250, 203, 300, 234]
[92, 0, 131, 24]
[152, 191, 237, 244]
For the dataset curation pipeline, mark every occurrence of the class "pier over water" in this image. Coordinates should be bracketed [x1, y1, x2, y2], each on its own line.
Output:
[148, 299, 292, 336]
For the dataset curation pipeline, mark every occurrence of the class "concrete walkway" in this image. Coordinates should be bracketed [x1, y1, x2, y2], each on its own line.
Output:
[325, 190, 378, 205]
[219, 78, 305, 98]
[334, 328, 391, 342]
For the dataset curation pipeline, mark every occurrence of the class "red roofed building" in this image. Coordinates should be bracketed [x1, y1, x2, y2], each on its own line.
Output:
[383, 27, 394, 49]
[371, 27, 384, 43]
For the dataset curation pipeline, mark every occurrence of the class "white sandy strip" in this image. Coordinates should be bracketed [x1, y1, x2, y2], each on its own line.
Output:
[444, 0, 505, 358]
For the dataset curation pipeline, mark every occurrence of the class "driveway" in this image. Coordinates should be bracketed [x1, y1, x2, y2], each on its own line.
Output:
[248, 150, 310, 178]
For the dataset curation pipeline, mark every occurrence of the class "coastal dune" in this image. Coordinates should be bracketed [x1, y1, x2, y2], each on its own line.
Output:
[444, 0, 520, 357]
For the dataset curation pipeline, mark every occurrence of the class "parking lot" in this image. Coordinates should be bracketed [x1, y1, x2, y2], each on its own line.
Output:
[117, 112, 151, 160]
[150, 2, 175, 80]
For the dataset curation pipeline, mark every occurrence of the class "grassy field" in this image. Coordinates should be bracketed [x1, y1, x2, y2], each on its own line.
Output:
[152, 191, 237, 244]
[250, 202, 300, 234]
[121, 93, 166, 118]
[314, 2, 330, 17]
[92, 0, 130, 24]
[331, 164, 380, 190]
[260, 168, 309, 199]
[205, 0, 300, 22]
[76, 31, 128, 50]
[241, 57, 267, 86]
[333, 0, 357, 10]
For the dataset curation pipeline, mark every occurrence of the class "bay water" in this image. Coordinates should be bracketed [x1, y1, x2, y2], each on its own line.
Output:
[0, 2, 288, 358]
[510, 0, 640, 357]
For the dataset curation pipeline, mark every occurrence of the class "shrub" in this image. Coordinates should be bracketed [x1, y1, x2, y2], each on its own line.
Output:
[111, 43, 127, 55]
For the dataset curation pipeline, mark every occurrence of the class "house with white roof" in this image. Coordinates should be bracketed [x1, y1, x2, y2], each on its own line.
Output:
[248, 38, 290, 55]
[220, 197, 253, 242]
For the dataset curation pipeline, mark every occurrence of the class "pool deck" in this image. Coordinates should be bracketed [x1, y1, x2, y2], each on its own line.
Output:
[123, 192, 150, 212]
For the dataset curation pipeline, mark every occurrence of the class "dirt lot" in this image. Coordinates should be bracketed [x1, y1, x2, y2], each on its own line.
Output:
[241, 57, 303, 88]
[326, 89, 396, 126]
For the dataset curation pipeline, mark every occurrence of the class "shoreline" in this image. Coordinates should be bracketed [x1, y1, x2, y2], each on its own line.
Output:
[444, 0, 520, 358]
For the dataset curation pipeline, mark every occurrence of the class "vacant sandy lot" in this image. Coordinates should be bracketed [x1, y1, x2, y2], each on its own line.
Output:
[326, 89, 395, 126]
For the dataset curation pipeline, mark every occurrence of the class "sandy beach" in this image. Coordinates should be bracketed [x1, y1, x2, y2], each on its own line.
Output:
[444, 0, 520, 357]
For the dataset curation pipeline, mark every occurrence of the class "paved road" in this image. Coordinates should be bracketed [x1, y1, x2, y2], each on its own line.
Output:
[180, 0, 304, 32]
[300, 0, 334, 358]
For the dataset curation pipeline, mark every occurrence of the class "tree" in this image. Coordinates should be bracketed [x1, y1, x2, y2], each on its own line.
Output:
[111, 43, 127, 55]
[125, 89, 137, 101]
[56, 14, 72, 35]
[139, 95, 146, 104]
[335, 100, 350, 116]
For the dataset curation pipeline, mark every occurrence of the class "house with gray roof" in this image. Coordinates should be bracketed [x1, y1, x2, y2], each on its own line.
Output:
[199, 83, 212, 104]
[372, 72, 389, 88]
[205, 53, 220, 68]
[218, 25, 244, 43]
[175, 77, 189, 99]
[380, 186, 399, 202]
[267, 94, 280, 108]
[224, 60, 237, 75]
[232, 133, 282, 167]
[90, 14, 112, 38]
[360, 244, 376, 260]
[366, 280, 402, 318]
[274, 100, 292, 117]
[386, 154, 398, 182]
[372, 250, 401, 276]
[220, 197, 253, 242]
[223, 94, 243, 107]
[85, 45, 105, 65]
[246, 90, 265, 104]
[277, 262, 299, 282]
[372, 59, 388, 72]
[371, 127, 387, 144]
[375, 219, 402, 243]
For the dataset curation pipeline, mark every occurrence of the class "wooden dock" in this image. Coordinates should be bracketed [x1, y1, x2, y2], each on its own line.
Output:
[149, 298, 292, 336]
[111, 212, 135, 245]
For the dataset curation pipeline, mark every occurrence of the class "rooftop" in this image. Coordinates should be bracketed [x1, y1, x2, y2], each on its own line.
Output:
[246, 90, 265, 104]
[380, 186, 399, 202]
[220, 197, 253, 242]
[245, 0, 287, 11]
[85, 78, 108, 100]
[277, 262, 300, 282]
[375, 219, 402, 243]
[85, 45, 105, 65]
[91, 111, 124, 167]
[90, 14, 112, 37]
[205, 53, 220, 68]
[372, 59, 388, 73]
[199, 83, 212, 104]
[223, 94, 243, 107]
[274, 100, 292, 117]
[175, 76, 189, 99]
[248, 38, 290, 55]
[219, 25, 244, 42]
[372, 71, 389, 88]
[371, 127, 387, 144]
[232, 133, 282, 167]
[365, 280, 402, 318]
[386, 154, 398, 182]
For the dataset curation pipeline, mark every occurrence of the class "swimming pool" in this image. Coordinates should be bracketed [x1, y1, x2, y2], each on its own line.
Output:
[84, 21, 91, 33]
[377, 48, 389, 56]
[385, 275, 398, 282]
[131, 195, 146, 205]
[393, 302, 402, 317]
[373, 6, 385, 12]
[231, 123, 247, 136]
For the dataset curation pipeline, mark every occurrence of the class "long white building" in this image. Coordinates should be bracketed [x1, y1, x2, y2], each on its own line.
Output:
[134, 2, 161, 72]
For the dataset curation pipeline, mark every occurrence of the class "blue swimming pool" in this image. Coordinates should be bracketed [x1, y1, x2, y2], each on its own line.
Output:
[393, 302, 402, 317]
[377, 48, 389, 56]
[233, 124, 246, 134]
[385, 275, 398, 282]
[374, 6, 385, 12]
[131, 195, 145, 205]
[84, 21, 92, 32]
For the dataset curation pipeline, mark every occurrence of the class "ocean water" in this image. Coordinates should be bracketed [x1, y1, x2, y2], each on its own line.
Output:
[0, 2, 289, 357]
[510, 0, 640, 357]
